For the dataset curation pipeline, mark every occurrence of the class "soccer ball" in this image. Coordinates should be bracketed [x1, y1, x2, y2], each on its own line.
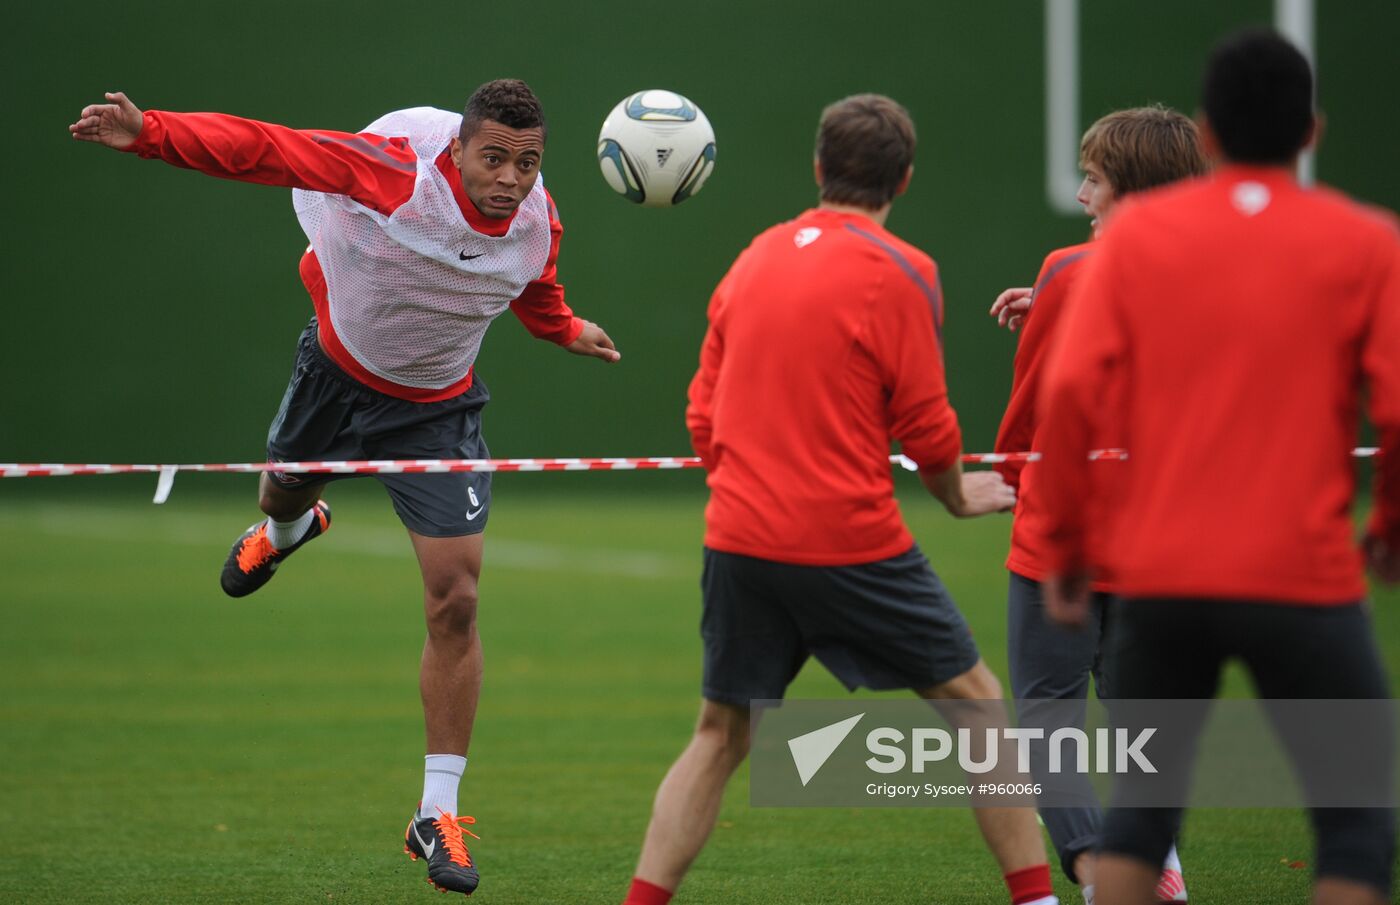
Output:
[597, 90, 716, 208]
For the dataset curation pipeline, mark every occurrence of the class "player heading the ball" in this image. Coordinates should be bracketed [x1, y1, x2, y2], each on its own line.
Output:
[71, 78, 619, 897]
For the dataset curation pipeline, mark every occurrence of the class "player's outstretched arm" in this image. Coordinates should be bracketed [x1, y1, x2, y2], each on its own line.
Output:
[920, 465, 1015, 518]
[69, 91, 143, 150]
[69, 96, 419, 209]
[565, 320, 621, 363]
[988, 286, 1033, 332]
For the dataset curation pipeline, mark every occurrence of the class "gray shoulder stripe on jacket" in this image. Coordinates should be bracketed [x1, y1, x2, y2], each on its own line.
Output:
[1033, 250, 1090, 297]
[844, 223, 943, 343]
[311, 133, 418, 173]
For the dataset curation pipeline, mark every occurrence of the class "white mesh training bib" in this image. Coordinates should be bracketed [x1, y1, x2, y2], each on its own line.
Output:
[293, 107, 553, 390]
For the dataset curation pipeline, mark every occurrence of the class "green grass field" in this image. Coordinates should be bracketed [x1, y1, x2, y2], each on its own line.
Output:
[1, 476, 1395, 904]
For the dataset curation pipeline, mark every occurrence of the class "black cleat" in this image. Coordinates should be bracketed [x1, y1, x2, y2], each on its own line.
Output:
[219, 501, 331, 598]
[404, 807, 480, 895]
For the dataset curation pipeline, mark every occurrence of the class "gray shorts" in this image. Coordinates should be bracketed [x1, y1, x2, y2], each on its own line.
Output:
[700, 545, 980, 707]
[1006, 570, 1115, 882]
[266, 320, 492, 538]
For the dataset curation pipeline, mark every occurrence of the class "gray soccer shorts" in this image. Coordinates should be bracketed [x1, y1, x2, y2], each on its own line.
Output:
[265, 320, 492, 538]
[700, 545, 980, 707]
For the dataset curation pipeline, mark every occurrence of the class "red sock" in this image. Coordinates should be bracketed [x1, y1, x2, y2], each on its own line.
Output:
[1005, 863, 1054, 904]
[622, 877, 673, 905]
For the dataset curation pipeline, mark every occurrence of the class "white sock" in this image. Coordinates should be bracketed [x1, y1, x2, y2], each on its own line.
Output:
[420, 754, 467, 819]
[1024, 896, 1059, 905]
[1081, 883, 1095, 905]
[266, 509, 316, 549]
[1163, 845, 1182, 872]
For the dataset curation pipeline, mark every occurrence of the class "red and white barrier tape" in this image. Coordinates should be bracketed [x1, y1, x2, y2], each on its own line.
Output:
[0, 448, 1380, 504]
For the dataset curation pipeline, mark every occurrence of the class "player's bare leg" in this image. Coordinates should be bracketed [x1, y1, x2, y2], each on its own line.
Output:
[403, 530, 484, 894]
[220, 474, 331, 597]
[919, 659, 1056, 897]
[1312, 878, 1389, 905]
[409, 531, 484, 757]
[257, 473, 322, 521]
[631, 699, 750, 895]
[1074, 852, 1097, 887]
[1091, 854, 1160, 905]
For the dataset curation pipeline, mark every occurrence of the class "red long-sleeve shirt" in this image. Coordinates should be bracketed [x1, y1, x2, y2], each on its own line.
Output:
[994, 242, 1126, 584]
[125, 109, 582, 400]
[1038, 166, 1400, 604]
[687, 208, 962, 565]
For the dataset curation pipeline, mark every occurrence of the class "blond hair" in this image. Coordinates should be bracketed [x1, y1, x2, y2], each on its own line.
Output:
[1080, 105, 1208, 197]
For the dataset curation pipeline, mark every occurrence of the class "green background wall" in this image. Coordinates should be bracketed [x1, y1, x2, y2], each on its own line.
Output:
[5, 1, 1398, 468]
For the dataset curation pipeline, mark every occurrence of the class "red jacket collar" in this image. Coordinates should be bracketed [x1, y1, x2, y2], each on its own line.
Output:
[434, 149, 516, 237]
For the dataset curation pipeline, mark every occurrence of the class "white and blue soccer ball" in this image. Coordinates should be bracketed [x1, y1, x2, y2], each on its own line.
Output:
[597, 89, 716, 208]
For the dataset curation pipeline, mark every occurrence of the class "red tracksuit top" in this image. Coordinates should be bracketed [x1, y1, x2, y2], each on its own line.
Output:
[125, 109, 582, 401]
[687, 208, 962, 566]
[1038, 165, 1400, 604]
[993, 242, 1125, 585]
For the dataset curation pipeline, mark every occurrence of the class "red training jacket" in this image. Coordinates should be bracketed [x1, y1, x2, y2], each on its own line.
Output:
[126, 109, 582, 400]
[993, 243, 1123, 586]
[687, 208, 962, 566]
[1038, 165, 1400, 604]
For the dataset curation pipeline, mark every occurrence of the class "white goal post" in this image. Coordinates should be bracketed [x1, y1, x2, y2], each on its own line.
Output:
[1045, 0, 1315, 214]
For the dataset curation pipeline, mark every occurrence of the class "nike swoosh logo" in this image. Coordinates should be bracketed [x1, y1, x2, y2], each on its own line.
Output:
[466, 506, 485, 521]
[412, 821, 436, 858]
[459, 252, 484, 260]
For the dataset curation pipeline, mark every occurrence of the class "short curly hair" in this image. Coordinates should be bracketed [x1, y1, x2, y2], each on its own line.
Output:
[460, 79, 547, 143]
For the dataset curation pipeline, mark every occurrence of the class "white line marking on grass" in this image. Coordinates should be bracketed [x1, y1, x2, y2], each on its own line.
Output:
[2, 504, 692, 581]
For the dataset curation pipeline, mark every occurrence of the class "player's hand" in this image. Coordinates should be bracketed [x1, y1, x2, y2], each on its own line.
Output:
[566, 320, 621, 363]
[946, 470, 1016, 518]
[1363, 534, 1400, 585]
[69, 91, 145, 150]
[1045, 571, 1092, 628]
[989, 287, 1033, 332]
